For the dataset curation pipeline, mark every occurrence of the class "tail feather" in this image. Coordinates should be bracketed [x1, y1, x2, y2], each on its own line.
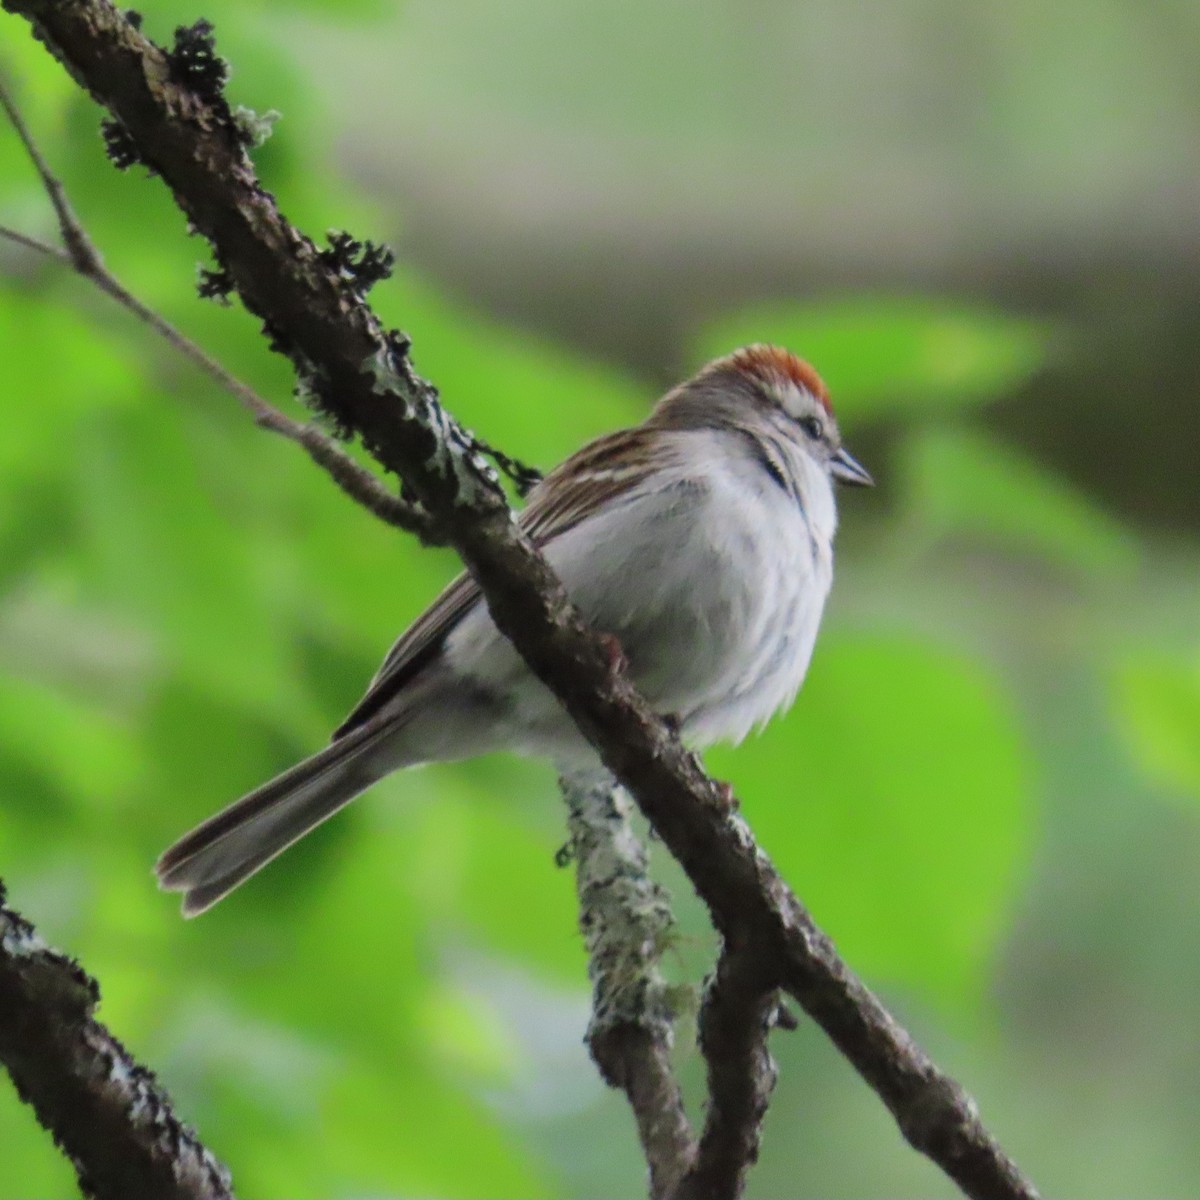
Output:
[156, 722, 385, 916]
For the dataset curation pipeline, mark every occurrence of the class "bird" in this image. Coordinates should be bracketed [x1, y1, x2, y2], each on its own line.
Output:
[156, 345, 873, 915]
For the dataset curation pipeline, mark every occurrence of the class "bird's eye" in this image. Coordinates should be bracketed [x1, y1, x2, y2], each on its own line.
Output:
[799, 417, 823, 440]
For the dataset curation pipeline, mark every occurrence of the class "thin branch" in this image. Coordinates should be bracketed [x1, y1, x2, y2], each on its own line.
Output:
[672, 948, 780, 1200]
[0, 67, 101, 273]
[0, 70, 439, 544]
[562, 773, 696, 1199]
[0, 222, 72, 262]
[0, 882, 235, 1200]
[0, 8, 1042, 1200]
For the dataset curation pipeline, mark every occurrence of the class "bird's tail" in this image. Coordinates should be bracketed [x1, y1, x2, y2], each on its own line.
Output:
[156, 721, 387, 917]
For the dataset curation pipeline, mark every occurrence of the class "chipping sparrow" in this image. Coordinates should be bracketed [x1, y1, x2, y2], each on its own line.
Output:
[158, 345, 872, 915]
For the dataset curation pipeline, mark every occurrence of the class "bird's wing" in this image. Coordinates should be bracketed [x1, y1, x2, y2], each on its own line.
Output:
[331, 428, 657, 739]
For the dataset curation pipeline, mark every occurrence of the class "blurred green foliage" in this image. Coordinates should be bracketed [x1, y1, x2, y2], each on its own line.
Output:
[2, 4, 1199, 1200]
[696, 296, 1049, 427]
[709, 631, 1031, 1014]
[1114, 655, 1200, 807]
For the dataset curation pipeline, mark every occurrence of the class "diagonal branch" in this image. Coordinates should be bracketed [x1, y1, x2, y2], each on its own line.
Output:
[0, 882, 235, 1200]
[0, 70, 438, 543]
[0, 222, 72, 262]
[0, 62, 102, 274]
[1, 7, 1041, 1200]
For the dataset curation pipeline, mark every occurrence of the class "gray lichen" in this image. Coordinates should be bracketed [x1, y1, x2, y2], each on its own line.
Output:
[231, 105, 279, 150]
[364, 347, 502, 508]
[560, 771, 685, 1044]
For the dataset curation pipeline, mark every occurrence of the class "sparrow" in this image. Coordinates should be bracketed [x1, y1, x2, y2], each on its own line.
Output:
[157, 345, 872, 915]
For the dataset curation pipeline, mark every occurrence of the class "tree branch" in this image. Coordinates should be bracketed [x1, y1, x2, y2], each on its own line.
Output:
[0, 882, 234, 1200]
[1, 7, 1041, 1199]
[562, 773, 696, 1199]
[673, 947, 782, 1200]
[0, 69, 439, 543]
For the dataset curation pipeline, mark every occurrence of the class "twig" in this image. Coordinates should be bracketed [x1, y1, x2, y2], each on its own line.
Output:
[0, 882, 235, 1200]
[561, 773, 696, 1199]
[0, 70, 439, 544]
[0, 68, 101, 274]
[0, 222, 71, 262]
[0, 7, 1042, 1199]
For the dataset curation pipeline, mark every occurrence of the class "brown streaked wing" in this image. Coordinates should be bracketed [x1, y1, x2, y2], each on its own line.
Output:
[331, 428, 656, 739]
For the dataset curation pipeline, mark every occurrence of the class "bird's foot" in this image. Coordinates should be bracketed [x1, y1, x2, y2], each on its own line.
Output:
[597, 632, 628, 676]
[713, 779, 739, 811]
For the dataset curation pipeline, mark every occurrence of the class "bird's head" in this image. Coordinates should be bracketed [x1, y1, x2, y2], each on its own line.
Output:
[656, 344, 873, 487]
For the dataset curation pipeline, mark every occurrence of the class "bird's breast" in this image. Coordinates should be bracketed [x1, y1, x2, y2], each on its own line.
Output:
[579, 437, 834, 747]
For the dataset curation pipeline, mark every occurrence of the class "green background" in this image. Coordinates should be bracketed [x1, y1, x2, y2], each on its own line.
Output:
[2, 2, 1199, 1196]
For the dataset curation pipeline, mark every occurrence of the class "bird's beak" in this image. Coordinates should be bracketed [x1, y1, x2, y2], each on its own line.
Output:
[830, 446, 874, 487]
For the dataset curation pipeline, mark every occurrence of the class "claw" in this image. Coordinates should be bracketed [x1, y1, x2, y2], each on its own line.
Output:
[598, 632, 628, 676]
[714, 780, 738, 811]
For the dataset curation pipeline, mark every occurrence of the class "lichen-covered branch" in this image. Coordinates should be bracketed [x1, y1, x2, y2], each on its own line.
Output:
[0, 883, 234, 1200]
[561, 773, 696, 1199]
[1, 6, 1041, 1199]
[0, 70, 438, 544]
